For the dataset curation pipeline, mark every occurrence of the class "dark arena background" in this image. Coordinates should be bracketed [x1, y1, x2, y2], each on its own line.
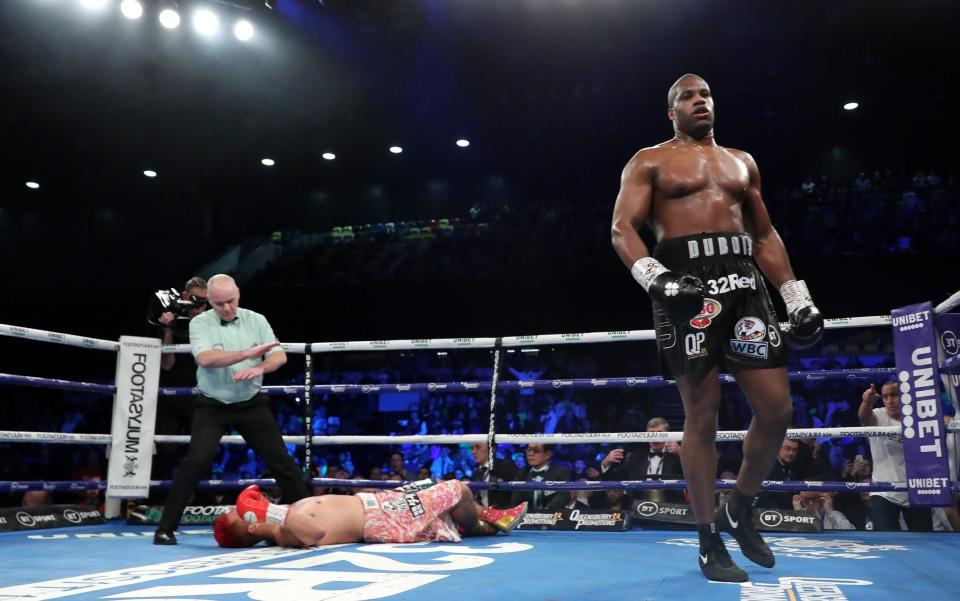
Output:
[0, 1, 958, 600]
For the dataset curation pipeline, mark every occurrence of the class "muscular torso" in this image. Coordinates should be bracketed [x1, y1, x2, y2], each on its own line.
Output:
[646, 141, 750, 240]
[282, 495, 365, 546]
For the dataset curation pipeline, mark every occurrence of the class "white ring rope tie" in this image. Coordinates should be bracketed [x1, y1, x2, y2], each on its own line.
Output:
[4, 424, 959, 446]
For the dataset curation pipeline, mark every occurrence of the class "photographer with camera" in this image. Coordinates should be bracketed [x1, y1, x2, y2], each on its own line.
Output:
[147, 277, 209, 438]
[147, 277, 209, 496]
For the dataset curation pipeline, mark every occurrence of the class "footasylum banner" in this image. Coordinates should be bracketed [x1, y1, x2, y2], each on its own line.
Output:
[126, 504, 232, 525]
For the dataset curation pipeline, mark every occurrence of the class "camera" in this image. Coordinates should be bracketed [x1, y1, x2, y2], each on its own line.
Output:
[146, 288, 208, 326]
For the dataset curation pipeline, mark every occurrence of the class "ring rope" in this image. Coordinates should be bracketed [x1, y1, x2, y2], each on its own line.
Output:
[0, 368, 901, 397]
[0, 373, 116, 394]
[5, 424, 958, 446]
[151, 314, 895, 355]
[935, 289, 960, 315]
[2, 477, 957, 494]
[0, 324, 119, 351]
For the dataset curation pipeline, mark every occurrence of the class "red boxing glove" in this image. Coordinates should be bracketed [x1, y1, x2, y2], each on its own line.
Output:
[236, 484, 288, 525]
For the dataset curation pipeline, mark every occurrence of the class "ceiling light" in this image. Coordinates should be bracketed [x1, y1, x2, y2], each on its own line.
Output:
[193, 9, 219, 37]
[389, 146, 403, 154]
[120, 0, 143, 20]
[159, 8, 181, 29]
[261, 158, 275, 166]
[143, 170, 157, 178]
[25, 181, 40, 190]
[234, 20, 253, 41]
[843, 102, 859, 111]
[322, 153, 336, 160]
[456, 139, 470, 148]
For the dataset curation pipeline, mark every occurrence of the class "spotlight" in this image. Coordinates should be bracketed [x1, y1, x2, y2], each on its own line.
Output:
[120, 0, 143, 20]
[159, 8, 181, 29]
[25, 181, 40, 190]
[261, 158, 275, 166]
[234, 20, 253, 41]
[193, 9, 219, 37]
[389, 146, 403, 154]
[264, 0, 277, 9]
[843, 101, 859, 111]
[456, 139, 470, 148]
[322, 153, 336, 161]
[143, 170, 157, 178]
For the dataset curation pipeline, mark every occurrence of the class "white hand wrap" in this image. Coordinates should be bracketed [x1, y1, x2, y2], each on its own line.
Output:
[266, 503, 289, 525]
[779, 279, 813, 315]
[631, 257, 669, 292]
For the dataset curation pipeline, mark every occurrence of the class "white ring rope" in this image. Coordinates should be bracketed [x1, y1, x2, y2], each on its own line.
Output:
[4, 424, 959, 446]
[0, 324, 119, 351]
[1, 315, 896, 354]
[156, 315, 896, 354]
[935, 289, 960, 315]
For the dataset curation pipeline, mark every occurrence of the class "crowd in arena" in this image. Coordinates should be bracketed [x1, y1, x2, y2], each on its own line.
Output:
[260, 168, 959, 288]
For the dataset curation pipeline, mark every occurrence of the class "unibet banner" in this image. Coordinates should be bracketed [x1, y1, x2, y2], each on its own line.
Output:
[891, 302, 952, 505]
[107, 336, 160, 499]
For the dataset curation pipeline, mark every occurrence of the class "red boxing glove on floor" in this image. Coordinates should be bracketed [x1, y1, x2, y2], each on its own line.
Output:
[236, 484, 289, 525]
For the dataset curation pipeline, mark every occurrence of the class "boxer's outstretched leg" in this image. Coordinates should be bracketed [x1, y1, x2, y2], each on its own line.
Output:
[677, 367, 747, 583]
[714, 367, 791, 568]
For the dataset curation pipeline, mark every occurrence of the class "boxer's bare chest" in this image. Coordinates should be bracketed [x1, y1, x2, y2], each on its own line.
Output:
[653, 145, 749, 201]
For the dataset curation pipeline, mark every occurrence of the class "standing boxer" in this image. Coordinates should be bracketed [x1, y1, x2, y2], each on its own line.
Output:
[610, 74, 823, 581]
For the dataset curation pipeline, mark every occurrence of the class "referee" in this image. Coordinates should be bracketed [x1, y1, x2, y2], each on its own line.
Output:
[154, 274, 310, 545]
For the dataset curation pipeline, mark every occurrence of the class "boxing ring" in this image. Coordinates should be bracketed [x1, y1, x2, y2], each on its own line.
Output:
[1, 525, 957, 600]
[2, 291, 960, 601]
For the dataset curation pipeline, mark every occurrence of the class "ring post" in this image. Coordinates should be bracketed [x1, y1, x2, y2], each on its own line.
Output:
[104, 336, 161, 518]
[485, 338, 504, 476]
[303, 344, 313, 481]
[891, 302, 952, 506]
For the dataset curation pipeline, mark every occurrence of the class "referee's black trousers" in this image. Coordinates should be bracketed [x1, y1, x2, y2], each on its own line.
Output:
[158, 393, 309, 531]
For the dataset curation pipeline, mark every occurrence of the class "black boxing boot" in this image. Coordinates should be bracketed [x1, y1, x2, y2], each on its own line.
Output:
[632, 257, 705, 323]
[697, 523, 748, 582]
[715, 488, 775, 568]
[779, 280, 824, 349]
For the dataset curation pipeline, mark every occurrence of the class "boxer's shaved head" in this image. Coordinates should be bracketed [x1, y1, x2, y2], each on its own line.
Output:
[668, 73, 707, 108]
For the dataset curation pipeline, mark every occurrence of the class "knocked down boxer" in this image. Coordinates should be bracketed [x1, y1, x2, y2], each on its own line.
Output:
[213, 480, 528, 548]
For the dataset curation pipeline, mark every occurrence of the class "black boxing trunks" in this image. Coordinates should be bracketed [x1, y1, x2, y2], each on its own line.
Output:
[651, 232, 788, 382]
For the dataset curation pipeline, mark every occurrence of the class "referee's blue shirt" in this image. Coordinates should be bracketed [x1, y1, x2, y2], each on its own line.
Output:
[189, 308, 281, 403]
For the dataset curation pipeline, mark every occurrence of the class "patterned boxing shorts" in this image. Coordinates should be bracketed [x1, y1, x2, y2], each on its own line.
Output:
[358, 479, 463, 543]
[651, 231, 789, 382]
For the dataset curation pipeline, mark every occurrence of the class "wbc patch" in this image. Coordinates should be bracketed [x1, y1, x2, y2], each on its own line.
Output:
[734, 317, 766, 341]
[730, 316, 768, 358]
[690, 298, 722, 329]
